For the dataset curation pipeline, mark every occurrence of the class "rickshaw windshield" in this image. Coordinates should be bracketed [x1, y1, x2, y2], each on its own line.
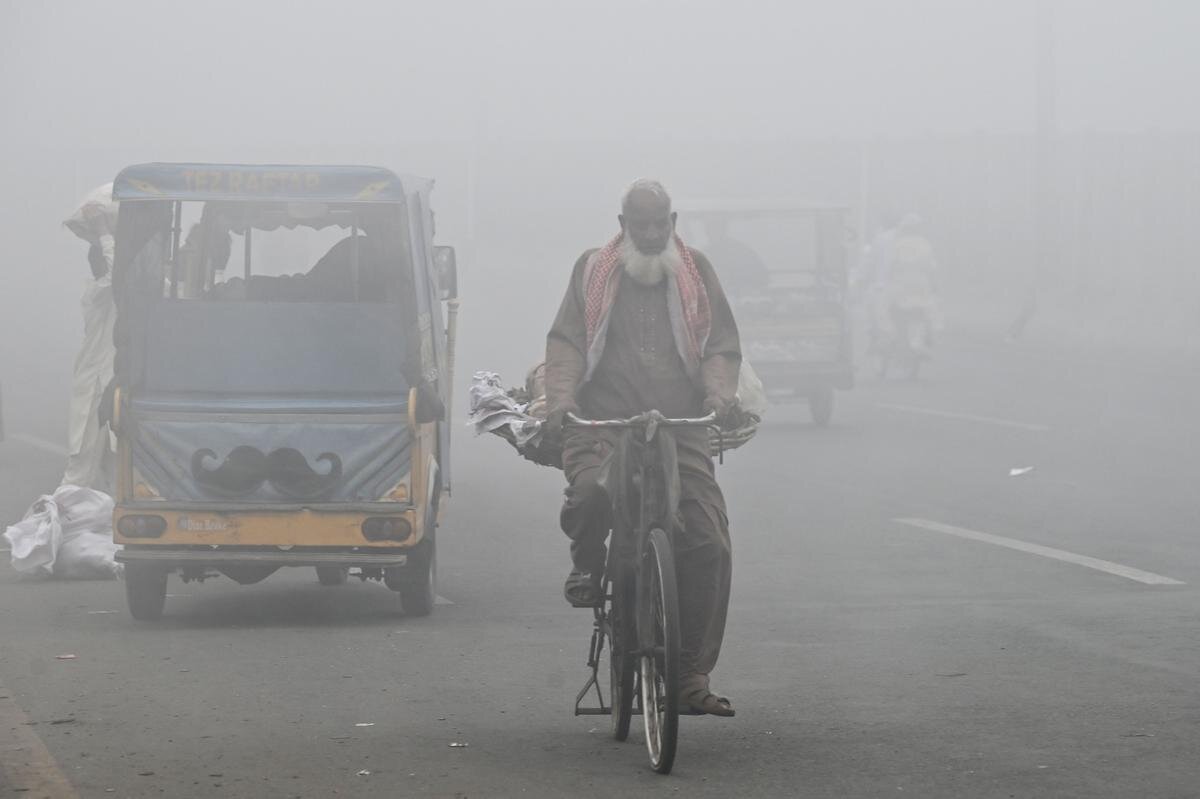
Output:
[119, 199, 414, 300]
[114, 198, 422, 400]
[680, 209, 848, 298]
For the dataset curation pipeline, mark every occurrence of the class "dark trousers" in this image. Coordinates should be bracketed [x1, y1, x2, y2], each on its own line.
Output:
[560, 429, 732, 680]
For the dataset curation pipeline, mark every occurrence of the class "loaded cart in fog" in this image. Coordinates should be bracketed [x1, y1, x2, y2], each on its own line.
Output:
[107, 163, 458, 619]
[678, 201, 853, 425]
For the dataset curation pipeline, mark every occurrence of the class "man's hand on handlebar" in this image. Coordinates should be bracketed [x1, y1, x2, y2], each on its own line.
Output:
[544, 404, 578, 440]
[702, 395, 738, 429]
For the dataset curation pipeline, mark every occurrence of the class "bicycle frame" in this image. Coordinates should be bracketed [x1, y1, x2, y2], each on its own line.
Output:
[568, 410, 719, 772]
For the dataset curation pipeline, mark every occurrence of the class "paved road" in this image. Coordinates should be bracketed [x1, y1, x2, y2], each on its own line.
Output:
[2, 318, 1199, 798]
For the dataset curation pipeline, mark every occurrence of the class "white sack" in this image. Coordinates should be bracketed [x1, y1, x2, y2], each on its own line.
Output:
[63, 184, 119, 245]
[736, 360, 768, 419]
[3, 485, 122, 579]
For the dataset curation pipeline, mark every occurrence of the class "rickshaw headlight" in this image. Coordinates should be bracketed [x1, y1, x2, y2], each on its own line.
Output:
[118, 514, 167, 538]
[361, 517, 412, 542]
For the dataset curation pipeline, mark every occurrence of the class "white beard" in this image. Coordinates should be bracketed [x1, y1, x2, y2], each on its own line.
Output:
[621, 235, 682, 286]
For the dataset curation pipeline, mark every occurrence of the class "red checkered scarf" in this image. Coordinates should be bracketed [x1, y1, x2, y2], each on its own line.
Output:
[582, 232, 711, 380]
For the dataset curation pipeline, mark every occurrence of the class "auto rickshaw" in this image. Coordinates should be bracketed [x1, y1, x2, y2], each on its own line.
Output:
[679, 201, 853, 426]
[108, 163, 458, 618]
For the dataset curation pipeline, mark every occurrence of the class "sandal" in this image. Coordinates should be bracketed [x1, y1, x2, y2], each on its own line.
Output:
[679, 685, 736, 717]
[563, 569, 602, 607]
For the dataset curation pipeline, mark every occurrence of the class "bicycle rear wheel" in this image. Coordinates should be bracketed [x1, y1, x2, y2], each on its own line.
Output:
[607, 573, 635, 741]
[639, 527, 680, 774]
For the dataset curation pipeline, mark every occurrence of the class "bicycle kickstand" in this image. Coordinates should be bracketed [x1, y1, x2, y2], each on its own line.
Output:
[573, 610, 610, 716]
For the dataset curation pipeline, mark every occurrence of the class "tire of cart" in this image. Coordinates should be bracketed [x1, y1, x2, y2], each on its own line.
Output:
[384, 535, 436, 616]
[125, 563, 169, 620]
[809, 385, 835, 427]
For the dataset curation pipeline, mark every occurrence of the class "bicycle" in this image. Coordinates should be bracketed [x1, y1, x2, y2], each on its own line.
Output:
[568, 409, 722, 775]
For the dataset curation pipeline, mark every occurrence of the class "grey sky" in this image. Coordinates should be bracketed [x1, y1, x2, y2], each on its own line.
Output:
[1, 0, 1197, 431]
[3, 0, 1198, 156]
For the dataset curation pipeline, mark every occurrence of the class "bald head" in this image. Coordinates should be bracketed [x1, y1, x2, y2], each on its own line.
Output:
[619, 179, 676, 255]
[621, 179, 671, 215]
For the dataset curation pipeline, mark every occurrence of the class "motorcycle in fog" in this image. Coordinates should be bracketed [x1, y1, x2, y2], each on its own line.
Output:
[873, 304, 934, 379]
[865, 216, 939, 380]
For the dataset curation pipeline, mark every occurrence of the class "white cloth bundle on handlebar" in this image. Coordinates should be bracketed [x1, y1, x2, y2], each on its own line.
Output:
[469, 360, 764, 466]
[467, 371, 543, 447]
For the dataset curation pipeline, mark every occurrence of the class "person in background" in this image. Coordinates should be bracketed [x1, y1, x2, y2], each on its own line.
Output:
[861, 211, 900, 353]
[62, 185, 119, 491]
[702, 217, 769, 296]
[884, 213, 941, 354]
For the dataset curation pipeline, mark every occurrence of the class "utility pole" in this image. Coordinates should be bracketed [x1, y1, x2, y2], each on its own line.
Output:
[1010, 0, 1056, 340]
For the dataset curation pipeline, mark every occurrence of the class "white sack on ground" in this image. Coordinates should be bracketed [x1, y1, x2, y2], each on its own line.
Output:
[3, 485, 122, 579]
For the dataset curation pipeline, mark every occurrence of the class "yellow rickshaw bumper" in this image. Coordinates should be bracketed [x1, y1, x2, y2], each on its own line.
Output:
[113, 507, 420, 549]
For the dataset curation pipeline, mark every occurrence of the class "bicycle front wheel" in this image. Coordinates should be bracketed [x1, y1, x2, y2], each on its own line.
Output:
[639, 527, 680, 774]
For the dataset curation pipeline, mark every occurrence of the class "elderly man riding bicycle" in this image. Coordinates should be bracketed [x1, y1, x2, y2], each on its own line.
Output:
[545, 179, 742, 717]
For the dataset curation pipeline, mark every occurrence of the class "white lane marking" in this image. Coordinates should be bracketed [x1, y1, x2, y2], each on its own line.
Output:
[435, 594, 454, 605]
[894, 518, 1185, 586]
[6, 433, 69, 457]
[877, 403, 1051, 432]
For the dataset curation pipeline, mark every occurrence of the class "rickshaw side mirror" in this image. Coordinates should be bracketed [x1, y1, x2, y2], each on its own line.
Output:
[434, 246, 457, 301]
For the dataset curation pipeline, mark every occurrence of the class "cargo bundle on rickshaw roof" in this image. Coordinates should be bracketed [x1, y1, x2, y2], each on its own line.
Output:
[113, 162, 417, 204]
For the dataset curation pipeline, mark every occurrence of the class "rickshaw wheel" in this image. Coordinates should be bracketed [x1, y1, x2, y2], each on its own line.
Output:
[315, 567, 349, 586]
[385, 537, 436, 616]
[809, 386, 834, 427]
[125, 563, 168, 621]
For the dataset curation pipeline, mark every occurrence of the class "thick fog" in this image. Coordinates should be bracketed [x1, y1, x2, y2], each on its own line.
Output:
[4, 2, 1200, 794]
[3, 0, 1198, 434]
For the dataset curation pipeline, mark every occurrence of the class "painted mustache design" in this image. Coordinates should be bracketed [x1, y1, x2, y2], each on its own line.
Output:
[191, 446, 267, 495]
[266, 448, 343, 498]
[191, 447, 343, 498]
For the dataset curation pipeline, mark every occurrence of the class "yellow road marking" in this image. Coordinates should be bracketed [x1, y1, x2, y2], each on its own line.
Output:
[0, 676, 78, 798]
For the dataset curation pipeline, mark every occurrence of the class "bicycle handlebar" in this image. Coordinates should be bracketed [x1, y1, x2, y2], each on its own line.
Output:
[564, 410, 718, 429]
